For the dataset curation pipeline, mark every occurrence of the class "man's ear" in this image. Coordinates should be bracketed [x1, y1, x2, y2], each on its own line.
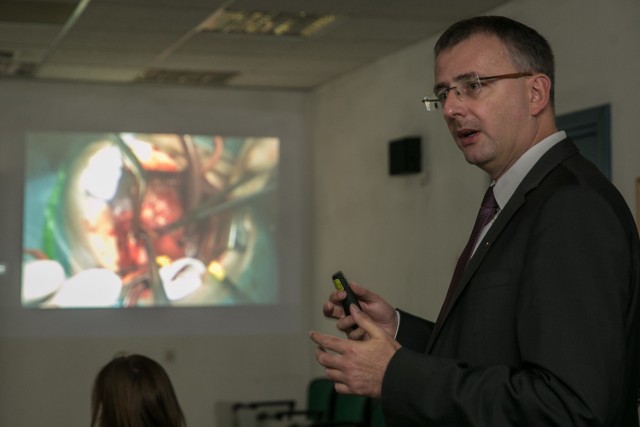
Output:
[529, 74, 552, 116]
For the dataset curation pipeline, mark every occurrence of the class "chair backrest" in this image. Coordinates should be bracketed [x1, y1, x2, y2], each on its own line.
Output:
[306, 378, 336, 422]
[369, 399, 386, 427]
[330, 393, 369, 424]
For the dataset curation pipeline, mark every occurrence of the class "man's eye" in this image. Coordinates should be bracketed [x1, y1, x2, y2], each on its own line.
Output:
[436, 90, 448, 102]
[464, 81, 482, 92]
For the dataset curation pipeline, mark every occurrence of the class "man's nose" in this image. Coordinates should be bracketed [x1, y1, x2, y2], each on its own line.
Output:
[443, 91, 466, 118]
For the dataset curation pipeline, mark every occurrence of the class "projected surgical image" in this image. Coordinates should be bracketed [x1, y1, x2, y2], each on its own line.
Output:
[22, 132, 279, 308]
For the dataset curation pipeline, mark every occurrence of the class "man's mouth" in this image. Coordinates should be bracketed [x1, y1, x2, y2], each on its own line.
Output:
[457, 129, 479, 140]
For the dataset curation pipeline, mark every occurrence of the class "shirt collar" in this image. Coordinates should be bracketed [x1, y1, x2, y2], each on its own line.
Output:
[492, 131, 567, 209]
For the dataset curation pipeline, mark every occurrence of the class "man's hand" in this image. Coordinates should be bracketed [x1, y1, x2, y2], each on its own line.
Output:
[323, 281, 398, 340]
[310, 304, 401, 398]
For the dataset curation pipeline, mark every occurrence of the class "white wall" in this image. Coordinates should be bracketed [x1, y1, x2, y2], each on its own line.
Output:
[0, 81, 313, 427]
[309, 0, 640, 370]
[1, 0, 639, 425]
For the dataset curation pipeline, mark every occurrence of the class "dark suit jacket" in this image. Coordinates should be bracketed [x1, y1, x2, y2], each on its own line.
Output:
[381, 139, 640, 426]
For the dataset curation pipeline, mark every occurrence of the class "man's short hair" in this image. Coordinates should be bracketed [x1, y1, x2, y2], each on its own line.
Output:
[435, 16, 555, 107]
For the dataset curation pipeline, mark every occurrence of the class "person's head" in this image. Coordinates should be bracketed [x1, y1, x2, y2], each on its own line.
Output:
[91, 353, 186, 427]
[429, 16, 557, 179]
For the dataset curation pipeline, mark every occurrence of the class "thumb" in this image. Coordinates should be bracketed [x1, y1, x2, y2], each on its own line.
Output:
[350, 304, 384, 339]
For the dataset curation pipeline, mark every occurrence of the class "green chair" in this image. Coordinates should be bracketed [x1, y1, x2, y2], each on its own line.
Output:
[258, 380, 371, 427]
[259, 378, 336, 425]
[369, 399, 386, 427]
[303, 393, 369, 427]
[329, 393, 368, 425]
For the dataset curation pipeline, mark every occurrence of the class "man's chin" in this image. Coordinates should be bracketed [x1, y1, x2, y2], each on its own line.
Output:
[462, 151, 493, 173]
[462, 150, 483, 166]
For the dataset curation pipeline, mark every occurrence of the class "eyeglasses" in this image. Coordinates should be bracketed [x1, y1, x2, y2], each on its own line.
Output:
[421, 72, 532, 112]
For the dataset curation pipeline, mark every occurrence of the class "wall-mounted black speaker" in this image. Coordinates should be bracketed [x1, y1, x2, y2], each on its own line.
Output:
[388, 136, 421, 175]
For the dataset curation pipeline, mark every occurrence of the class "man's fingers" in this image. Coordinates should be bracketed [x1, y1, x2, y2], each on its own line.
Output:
[322, 301, 336, 317]
[323, 300, 346, 320]
[346, 326, 367, 340]
[349, 281, 368, 299]
[310, 330, 347, 354]
[350, 304, 385, 339]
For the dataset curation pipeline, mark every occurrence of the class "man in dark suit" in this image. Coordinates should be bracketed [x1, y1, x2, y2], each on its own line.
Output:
[310, 16, 640, 426]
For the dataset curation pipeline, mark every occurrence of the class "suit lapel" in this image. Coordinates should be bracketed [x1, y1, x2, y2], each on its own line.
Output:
[426, 139, 579, 353]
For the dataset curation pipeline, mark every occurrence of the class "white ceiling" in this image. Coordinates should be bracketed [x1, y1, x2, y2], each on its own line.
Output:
[0, 0, 511, 90]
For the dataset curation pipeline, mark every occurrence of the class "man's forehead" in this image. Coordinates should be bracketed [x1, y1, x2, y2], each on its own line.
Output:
[434, 34, 510, 84]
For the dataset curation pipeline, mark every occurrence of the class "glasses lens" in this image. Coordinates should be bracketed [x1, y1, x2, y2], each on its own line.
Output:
[460, 76, 482, 99]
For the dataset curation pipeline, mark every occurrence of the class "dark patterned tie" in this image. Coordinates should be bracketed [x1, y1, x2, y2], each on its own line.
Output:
[437, 186, 499, 322]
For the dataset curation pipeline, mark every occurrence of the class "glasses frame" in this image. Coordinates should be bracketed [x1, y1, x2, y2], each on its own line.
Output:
[422, 72, 532, 111]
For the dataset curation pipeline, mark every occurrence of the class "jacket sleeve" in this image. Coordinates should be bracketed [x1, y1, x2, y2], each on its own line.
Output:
[395, 309, 434, 353]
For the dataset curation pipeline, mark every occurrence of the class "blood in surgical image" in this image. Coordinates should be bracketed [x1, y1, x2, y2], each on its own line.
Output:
[21, 132, 280, 308]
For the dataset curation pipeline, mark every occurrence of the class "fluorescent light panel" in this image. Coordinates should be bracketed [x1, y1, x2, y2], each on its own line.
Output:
[202, 9, 337, 38]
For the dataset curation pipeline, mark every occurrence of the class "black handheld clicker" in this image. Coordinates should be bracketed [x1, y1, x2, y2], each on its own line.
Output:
[331, 270, 362, 315]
